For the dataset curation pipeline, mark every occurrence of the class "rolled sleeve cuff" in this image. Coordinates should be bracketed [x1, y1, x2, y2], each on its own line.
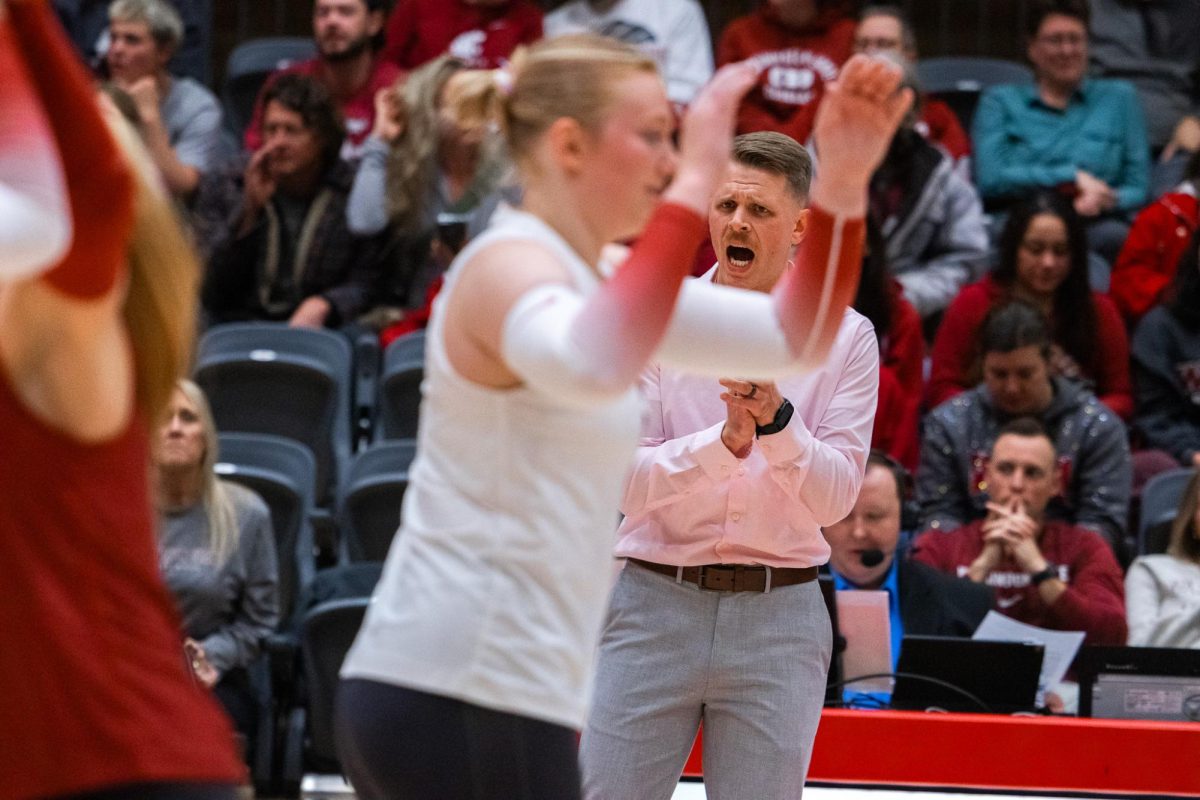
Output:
[691, 421, 743, 479]
[756, 413, 812, 467]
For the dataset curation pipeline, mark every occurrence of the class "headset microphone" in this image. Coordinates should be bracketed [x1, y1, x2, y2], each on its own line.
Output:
[859, 548, 885, 568]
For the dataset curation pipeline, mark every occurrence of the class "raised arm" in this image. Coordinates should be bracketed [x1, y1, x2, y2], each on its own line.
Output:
[0, 13, 71, 279]
[653, 56, 913, 377]
[6, 0, 135, 298]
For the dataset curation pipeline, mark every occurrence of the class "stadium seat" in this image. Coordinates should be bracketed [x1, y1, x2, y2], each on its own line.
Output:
[1138, 467, 1194, 555]
[196, 322, 353, 507]
[374, 329, 426, 442]
[280, 597, 370, 791]
[338, 440, 418, 562]
[917, 56, 1034, 130]
[215, 432, 318, 621]
[222, 37, 316, 136]
[213, 431, 318, 792]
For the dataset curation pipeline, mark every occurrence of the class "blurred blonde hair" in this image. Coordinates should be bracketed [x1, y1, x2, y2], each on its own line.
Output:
[447, 34, 659, 169]
[104, 108, 199, 423]
[172, 379, 240, 565]
[1167, 470, 1200, 564]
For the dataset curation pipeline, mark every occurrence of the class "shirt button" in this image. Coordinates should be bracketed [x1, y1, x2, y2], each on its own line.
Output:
[731, 512, 742, 522]
[736, 468, 745, 476]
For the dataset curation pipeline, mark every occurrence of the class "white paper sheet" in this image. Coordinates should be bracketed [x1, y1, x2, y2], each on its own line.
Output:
[972, 611, 1085, 704]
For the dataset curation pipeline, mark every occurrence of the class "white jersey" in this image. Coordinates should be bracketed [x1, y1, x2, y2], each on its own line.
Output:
[341, 208, 641, 729]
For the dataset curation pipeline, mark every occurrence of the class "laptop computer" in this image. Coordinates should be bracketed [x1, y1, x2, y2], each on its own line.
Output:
[892, 635, 1044, 714]
[1077, 646, 1200, 722]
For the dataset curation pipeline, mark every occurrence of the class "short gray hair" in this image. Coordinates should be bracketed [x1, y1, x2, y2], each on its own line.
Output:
[109, 0, 184, 52]
[731, 131, 812, 202]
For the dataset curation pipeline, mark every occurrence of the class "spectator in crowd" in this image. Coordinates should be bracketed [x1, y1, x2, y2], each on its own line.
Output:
[54, 0, 212, 83]
[868, 54, 988, 322]
[346, 55, 510, 317]
[1110, 150, 1200, 326]
[973, 0, 1148, 270]
[155, 380, 280, 758]
[855, 220, 923, 469]
[195, 75, 390, 328]
[382, 0, 543, 71]
[582, 130, 879, 800]
[913, 417, 1127, 645]
[1088, 0, 1200, 197]
[929, 191, 1132, 420]
[718, 0, 856, 143]
[1131, 231, 1200, 468]
[244, 0, 401, 158]
[853, 4, 970, 163]
[544, 0, 713, 109]
[1126, 468, 1200, 648]
[918, 301, 1132, 550]
[103, 0, 222, 198]
[825, 452, 993, 667]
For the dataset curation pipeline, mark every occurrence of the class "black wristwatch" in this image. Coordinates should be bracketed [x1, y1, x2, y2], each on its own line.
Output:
[1030, 564, 1058, 586]
[755, 398, 794, 437]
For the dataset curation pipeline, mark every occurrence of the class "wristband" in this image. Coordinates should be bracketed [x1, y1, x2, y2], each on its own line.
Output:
[755, 398, 794, 437]
[1030, 564, 1058, 586]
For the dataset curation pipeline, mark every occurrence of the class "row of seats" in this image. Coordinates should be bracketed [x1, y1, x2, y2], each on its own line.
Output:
[196, 322, 425, 507]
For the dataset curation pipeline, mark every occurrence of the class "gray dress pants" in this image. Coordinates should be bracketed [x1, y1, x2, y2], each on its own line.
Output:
[581, 562, 832, 800]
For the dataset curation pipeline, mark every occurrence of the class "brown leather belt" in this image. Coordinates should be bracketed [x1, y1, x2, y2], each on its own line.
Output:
[628, 558, 818, 593]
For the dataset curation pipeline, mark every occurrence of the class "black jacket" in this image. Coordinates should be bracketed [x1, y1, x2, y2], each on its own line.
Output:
[898, 557, 993, 638]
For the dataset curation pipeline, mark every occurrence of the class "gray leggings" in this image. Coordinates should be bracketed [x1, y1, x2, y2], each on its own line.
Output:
[336, 679, 581, 800]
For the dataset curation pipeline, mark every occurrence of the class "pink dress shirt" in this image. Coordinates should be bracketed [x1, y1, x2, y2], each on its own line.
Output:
[616, 299, 879, 569]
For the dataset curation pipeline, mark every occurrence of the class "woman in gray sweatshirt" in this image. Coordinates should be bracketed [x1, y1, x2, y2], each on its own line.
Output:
[155, 379, 280, 752]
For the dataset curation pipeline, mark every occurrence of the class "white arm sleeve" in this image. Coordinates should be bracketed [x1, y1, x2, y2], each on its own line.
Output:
[501, 284, 635, 409]
[0, 131, 71, 281]
[653, 278, 809, 378]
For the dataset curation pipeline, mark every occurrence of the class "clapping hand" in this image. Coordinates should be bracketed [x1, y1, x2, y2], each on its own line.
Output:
[983, 498, 1045, 573]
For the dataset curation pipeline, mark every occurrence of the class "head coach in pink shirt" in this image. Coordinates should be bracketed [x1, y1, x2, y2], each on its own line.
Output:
[580, 130, 879, 800]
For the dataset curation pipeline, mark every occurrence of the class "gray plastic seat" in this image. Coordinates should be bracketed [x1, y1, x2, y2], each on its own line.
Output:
[215, 432, 318, 622]
[375, 329, 426, 442]
[196, 322, 353, 507]
[338, 440, 418, 562]
[1138, 468, 1195, 555]
[222, 37, 316, 135]
[917, 56, 1034, 129]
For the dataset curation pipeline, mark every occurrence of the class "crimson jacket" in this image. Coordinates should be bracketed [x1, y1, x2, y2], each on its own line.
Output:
[382, 0, 543, 70]
[928, 275, 1133, 420]
[717, 5, 855, 143]
[1110, 189, 1199, 326]
[911, 520, 1127, 645]
[872, 284, 923, 469]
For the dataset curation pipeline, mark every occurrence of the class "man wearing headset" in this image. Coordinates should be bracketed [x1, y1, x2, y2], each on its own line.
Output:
[823, 449, 994, 670]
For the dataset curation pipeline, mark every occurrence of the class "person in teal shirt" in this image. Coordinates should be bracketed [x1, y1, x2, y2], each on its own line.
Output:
[972, 0, 1148, 281]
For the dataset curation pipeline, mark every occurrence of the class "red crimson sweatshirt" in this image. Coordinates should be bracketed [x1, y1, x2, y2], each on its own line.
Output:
[717, 6, 855, 143]
[911, 520, 1127, 646]
[927, 275, 1133, 420]
[383, 0, 543, 70]
[1110, 189, 1198, 326]
[873, 284, 924, 469]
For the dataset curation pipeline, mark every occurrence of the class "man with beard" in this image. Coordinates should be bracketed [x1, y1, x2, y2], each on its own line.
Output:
[580, 131, 879, 800]
[244, 0, 400, 159]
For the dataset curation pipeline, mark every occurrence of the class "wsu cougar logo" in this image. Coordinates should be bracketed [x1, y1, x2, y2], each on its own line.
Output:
[448, 29, 487, 66]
